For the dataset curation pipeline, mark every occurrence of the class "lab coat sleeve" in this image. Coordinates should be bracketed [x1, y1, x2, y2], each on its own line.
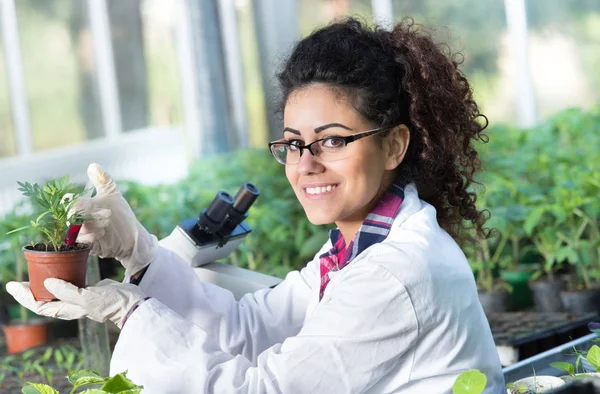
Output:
[110, 262, 418, 394]
[134, 246, 322, 362]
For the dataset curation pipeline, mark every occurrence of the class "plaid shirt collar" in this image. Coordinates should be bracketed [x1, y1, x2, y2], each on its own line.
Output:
[318, 178, 407, 299]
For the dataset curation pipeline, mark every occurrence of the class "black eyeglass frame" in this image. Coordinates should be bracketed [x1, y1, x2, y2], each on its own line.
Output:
[268, 126, 390, 164]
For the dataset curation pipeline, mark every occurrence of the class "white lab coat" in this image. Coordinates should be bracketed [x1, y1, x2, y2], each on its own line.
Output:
[110, 184, 505, 393]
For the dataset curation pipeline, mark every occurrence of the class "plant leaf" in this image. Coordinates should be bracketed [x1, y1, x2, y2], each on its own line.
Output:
[71, 375, 106, 392]
[6, 225, 32, 235]
[21, 383, 59, 394]
[550, 361, 575, 375]
[101, 371, 142, 393]
[452, 369, 487, 394]
[587, 345, 600, 369]
[42, 347, 53, 363]
[524, 206, 548, 236]
[67, 369, 101, 385]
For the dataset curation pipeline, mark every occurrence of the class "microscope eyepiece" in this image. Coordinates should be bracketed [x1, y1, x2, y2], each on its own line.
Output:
[195, 191, 234, 237]
[190, 184, 260, 243]
[216, 183, 261, 236]
[205, 191, 234, 222]
[232, 183, 260, 214]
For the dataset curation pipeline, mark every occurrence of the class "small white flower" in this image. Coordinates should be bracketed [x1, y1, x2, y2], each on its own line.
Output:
[61, 193, 74, 205]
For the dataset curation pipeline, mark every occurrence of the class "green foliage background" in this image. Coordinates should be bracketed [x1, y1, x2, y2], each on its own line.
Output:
[1, 106, 599, 283]
[471, 106, 600, 291]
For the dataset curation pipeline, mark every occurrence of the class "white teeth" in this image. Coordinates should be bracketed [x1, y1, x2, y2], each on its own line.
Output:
[306, 185, 336, 195]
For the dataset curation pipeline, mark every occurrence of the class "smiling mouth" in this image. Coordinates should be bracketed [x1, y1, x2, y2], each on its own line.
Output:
[303, 184, 338, 196]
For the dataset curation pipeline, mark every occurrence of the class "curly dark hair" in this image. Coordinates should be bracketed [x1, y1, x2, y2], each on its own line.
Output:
[277, 17, 489, 244]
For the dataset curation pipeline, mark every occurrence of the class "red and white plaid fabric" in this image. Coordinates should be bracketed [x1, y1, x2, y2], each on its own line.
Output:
[318, 179, 406, 300]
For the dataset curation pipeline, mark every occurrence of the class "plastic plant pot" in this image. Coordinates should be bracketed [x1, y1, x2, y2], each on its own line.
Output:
[501, 269, 534, 310]
[509, 376, 565, 393]
[23, 244, 91, 301]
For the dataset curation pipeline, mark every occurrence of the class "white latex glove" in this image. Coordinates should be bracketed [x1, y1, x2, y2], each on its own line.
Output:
[6, 279, 147, 328]
[77, 163, 158, 277]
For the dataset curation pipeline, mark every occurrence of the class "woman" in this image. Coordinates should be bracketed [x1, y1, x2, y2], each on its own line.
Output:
[8, 18, 505, 393]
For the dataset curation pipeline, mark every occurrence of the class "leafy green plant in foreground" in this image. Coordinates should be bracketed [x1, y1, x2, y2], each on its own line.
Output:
[22, 369, 142, 394]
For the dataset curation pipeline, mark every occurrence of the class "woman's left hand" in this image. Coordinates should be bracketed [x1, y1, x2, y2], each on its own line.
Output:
[6, 278, 146, 328]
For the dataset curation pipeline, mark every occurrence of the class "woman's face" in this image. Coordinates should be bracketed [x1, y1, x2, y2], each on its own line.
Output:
[283, 84, 397, 228]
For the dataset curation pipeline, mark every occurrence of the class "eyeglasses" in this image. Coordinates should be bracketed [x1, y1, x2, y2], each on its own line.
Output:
[268, 127, 389, 165]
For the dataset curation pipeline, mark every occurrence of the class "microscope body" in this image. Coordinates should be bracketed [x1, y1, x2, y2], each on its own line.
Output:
[158, 183, 282, 299]
[159, 217, 252, 268]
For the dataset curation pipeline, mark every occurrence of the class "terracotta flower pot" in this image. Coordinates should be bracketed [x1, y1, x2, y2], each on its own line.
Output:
[23, 244, 91, 301]
[2, 319, 48, 354]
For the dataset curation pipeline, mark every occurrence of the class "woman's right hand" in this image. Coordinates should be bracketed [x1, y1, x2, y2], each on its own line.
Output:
[77, 163, 158, 277]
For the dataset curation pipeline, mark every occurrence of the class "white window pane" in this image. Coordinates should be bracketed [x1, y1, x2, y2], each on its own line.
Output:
[527, 1, 600, 119]
[141, 0, 183, 128]
[392, 0, 515, 124]
[235, 0, 268, 147]
[0, 41, 17, 157]
[16, 0, 102, 151]
[109, 0, 183, 132]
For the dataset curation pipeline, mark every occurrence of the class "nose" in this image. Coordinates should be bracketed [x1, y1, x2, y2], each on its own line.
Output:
[296, 148, 324, 175]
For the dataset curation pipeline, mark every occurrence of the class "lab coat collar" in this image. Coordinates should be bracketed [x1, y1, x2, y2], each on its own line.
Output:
[390, 182, 422, 231]
[325, 176, 408, 261]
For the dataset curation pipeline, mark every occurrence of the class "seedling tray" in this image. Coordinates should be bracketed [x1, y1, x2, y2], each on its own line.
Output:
[489, 312, 599, 347]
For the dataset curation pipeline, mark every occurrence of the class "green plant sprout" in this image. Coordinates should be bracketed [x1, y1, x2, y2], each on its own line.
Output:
[21, 369, 143, 394]
[505, 382, 531, 394]
[7, 175, 89, 252]
[0, 344, 87, 389]
[551, 344, 600, 378]
[54, 344, 84, 375]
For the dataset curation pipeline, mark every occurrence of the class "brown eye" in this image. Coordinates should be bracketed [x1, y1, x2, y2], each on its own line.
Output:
[322, 137, 345, 149]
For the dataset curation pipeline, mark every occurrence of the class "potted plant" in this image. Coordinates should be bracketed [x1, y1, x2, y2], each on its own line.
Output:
[2, 176, 90, 353]
[507, 375, 566, 393]
[490, 180, 541, 311]
[478, 125, 540, 311]
[524, 204, 567, 313]
[553, 172, 600, 314]
[466, 231, 512, 315]
[0, 209, 48, 354]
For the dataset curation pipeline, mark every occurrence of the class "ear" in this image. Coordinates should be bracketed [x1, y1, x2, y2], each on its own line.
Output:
[384, 125, 410, 170]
